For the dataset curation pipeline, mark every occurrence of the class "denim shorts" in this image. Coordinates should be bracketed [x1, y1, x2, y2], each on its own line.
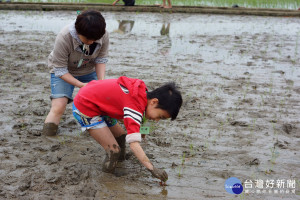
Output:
[72, 103, 117, 131]
[50, 71, 97, 103]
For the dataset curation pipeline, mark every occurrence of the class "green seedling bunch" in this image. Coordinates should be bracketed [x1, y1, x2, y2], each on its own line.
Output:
[218, 121, 224, 138]
[248, 118, 256, 135]
[242, 80, 250, 101]
[58, 135, 67, 145]
[189, 144, 195, 157]
[272, 122, 278, 141]
[177, 152, 186, 177]
[265, 146, 279, 174]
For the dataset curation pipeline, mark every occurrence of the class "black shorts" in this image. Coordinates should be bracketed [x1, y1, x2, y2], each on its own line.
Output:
[123, 0, 135, 6]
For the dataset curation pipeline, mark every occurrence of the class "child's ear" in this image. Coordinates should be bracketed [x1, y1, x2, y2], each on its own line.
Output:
[150, 98, 159, 105]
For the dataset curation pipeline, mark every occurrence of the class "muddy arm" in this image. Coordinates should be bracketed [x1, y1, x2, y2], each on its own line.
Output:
[129, 141, 153, 170]
[130, 141, 168, 181]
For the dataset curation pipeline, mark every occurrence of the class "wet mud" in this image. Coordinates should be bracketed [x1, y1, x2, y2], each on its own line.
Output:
[0, 11, 299, 199]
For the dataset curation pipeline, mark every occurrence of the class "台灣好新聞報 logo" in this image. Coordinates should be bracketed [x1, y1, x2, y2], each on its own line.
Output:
[225, 177, 243, 194]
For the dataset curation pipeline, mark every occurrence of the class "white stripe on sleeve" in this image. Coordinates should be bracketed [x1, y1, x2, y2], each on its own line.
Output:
[124, 107, 142, 125]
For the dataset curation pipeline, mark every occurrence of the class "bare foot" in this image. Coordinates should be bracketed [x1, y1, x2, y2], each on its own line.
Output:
[164, 5, 172, 8]
[112, 0, 119, 6]
[155, 4, 165, 8]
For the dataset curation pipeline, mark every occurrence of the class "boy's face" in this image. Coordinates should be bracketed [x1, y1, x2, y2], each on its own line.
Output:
[145, 98, 170, 122]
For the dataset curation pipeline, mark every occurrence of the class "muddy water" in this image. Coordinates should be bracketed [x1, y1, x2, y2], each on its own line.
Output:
[0, 10, 299, 199]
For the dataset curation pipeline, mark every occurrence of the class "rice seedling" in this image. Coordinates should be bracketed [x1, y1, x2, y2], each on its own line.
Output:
[177, 152, 186, 177]
[226, 113, 232, 125]
[272, 122, 278, 141]
[295, 31, 299, 59]
[203, 138, 210, 151]
[269, 76, 273, 95]
[259, 91, 267, 108]
[58, 135, 66, 145]
[265, 146, 279, 174]
[234, 97, 241, 112]
[211, 134, 217, 145]
[217, 121, 224, 138]
[239, 191, 246, 200]
[177, 165, 182, 177]
[278, 97, 286, 115]
[270, 147, 279, 164]
[242, 80, 250, 101]
[76, 131, 83, 138]
[249, 118, 256, 135]
[22, 82, 27, 88]
[181, 152, 186, 165]
[189, 144, 195, 157]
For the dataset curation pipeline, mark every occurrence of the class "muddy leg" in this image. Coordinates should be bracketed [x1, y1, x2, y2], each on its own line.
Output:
[42, 122, 58, 136]
[115, 134, 126, 161]
[102, 144, 121, 173]
[43, 97, 68, 136]
[88, 127, 121, 173]
[109, 123, 127, 161]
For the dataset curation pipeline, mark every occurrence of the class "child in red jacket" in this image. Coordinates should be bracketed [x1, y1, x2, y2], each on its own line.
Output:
[73, 76, 182, 181]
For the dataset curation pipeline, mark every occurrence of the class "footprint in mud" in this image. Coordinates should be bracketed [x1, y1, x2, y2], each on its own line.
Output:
[245, 158, 260, 166]
[274, 140, 289, 149]
[209, 170, 233, 179]
[114, 167, 129, 177]
[32, 109, 47, 116]
[46, 174, 61, 184]
[12, 123, 29, 129]
[18, 176, 32, 192]
[294, 87, 300, 94]
[230, 121, 248, 127]
[282, 123, 293, 134]
[42, 153, 60, 165]
[151, 138, 171, 147]
[26, 129, 42, 137]
[63, 166, 89, 185]
[74, 183, 97, 197]
[241, 98, 254, 104]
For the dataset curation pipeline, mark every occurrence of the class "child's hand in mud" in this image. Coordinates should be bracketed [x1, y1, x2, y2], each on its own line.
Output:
[149, 167, 168, 182]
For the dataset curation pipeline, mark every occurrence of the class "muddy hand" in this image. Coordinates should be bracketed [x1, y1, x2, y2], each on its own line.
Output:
[149, 167, 168, 181]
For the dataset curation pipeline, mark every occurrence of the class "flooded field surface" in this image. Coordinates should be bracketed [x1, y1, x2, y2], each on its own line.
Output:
[5, 0, 300, 9]
[0, 10, 299, 199]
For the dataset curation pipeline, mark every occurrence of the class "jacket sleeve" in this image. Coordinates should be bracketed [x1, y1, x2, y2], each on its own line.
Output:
[123, 106, 143, 143]
[49, 32, 71, 69]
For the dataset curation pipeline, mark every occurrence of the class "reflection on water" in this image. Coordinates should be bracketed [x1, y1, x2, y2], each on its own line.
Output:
[1, 10, 300, 73]
[114, 20, 135, 34]
[7, 0, 299, 9]
[157, 23, 171, 56]
[160, 187, 168, 196]
[160, 23, 170, 36]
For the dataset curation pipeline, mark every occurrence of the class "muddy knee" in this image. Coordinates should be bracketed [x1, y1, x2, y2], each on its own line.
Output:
[102, 146, 121, 173]
[42, 123, 58, 136]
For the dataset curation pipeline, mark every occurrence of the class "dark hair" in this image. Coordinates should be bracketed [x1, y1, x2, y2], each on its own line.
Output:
[75, 10, 106, 41]
[147, 82, 182, 120]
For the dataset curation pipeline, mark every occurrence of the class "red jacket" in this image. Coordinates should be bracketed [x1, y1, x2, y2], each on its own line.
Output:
[74, 76, 148, 141]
